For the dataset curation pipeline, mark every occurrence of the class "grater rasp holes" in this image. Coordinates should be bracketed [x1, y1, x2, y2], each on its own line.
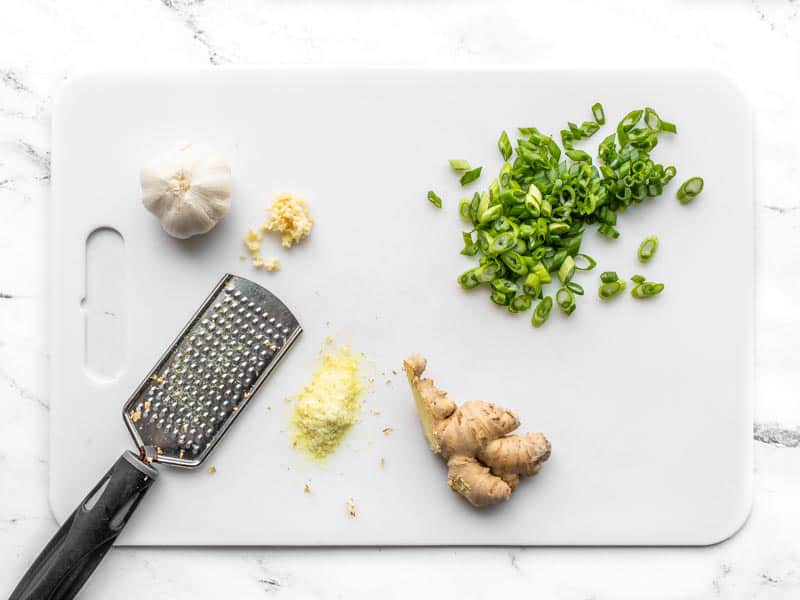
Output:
[126, 280, 297, 464]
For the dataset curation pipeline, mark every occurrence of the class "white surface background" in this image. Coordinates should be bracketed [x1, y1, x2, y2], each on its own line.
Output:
[1, 0, 799, 597]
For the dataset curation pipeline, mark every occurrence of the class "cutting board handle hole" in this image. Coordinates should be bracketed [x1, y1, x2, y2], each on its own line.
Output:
[82, 227, 126, 381]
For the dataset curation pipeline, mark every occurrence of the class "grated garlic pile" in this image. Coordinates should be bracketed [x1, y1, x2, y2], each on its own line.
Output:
[263, 193, 314, 248]
[242, 194, 314, 271]
[243, 192, 313, 271]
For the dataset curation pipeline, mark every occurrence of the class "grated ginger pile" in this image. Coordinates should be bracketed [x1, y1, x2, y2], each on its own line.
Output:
[291, 346, 363, 460]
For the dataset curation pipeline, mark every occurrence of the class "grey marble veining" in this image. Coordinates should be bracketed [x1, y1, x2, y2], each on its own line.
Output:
[1, 0, 799, 598]
[160, 0, 231, 65]
[754, 423, 800, 448]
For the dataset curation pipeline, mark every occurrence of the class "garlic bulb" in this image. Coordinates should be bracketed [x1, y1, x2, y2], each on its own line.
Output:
[140, 143, 232, 239]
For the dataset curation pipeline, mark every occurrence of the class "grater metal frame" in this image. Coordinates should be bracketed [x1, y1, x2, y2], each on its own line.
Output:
[121, 273, 302, 468]
[13, 275, 301, 599]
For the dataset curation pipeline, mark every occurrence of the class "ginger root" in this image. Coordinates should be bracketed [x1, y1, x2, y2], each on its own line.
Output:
[403, 354, 551, 508]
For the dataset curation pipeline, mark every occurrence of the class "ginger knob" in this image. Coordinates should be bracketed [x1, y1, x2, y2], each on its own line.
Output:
[403, 354, 551, 508]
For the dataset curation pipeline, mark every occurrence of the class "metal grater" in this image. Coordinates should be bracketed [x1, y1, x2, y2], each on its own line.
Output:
[11, 274, 302, 600]
[123, 273, 302, 466]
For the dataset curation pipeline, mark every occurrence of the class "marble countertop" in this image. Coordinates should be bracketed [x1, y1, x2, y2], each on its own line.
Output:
[1, 0, 799, 598]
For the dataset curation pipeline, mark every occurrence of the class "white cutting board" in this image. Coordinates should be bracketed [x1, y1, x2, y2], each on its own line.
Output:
[49, 69, 753, 546]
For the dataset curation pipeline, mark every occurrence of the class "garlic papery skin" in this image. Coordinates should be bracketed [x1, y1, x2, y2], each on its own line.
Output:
[140, 143, 232, 239]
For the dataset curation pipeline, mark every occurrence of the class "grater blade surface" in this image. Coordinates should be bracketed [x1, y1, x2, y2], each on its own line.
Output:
[122, 274, 302, 467]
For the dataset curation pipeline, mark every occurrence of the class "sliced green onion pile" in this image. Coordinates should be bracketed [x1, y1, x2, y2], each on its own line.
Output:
[446, 102, 687, 328]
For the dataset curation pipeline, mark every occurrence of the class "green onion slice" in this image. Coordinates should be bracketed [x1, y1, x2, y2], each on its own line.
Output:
[458, 198, 471, 221]
[427, 190, 442, 208]
[598, 224, 620, 239]
[619, 109, 643, 132]
[498, 131, 512, 161]
[558, 255, 576, 283]
[644, 107, 661, 130]
[531, 296, 553, 328]
[477, 191, 490, 218]
[644, 107, 677, 134]
[460, 166, 483, 186]
[474, 261, 503, 283]
[600, 271, 619, 284]
[598, 134, 616, 162]
[490, 231, 518, 255]
[523, 273, 541, 296]
[468, 192, 481, 223]
[677, 177, 704, 204]
[637, 235, 659, 263]
[573, 254, 597, 271]
[549, 222, 570, 235]
[499, 163, 512, 187]
[631, 281, 665, 299]
[660, 120, 677, 134]
[477, 230, 493, 254]
[555, 287, 576, 316]
[580, 121, 600, 137]
[488, 179, 500, 201]
[525, 193, 541, 217]
[592, 102, 605, 125]
[598, 280, 626, 300]
[532, 262, 552, 284]
[508, 294, 533, 313]
[458, 269, 481, 289]
[460, 231, 478, 256]
[492, 278, 519, 295]
[478, 204, 503, 225]
[565, 281, 584, 295]
[492, 216, 512, 233]
[500, 251, 528, 276]
[550, 249, 568, 271]
[518, 223, 535, 239]
[491, 289, 510, 306]
[631, 274, 646, 284]
[566, 149, 592, 163]
[449, 159, 471, 172]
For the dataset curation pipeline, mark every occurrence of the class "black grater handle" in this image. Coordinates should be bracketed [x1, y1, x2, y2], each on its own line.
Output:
[10, 451, 157, 600]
